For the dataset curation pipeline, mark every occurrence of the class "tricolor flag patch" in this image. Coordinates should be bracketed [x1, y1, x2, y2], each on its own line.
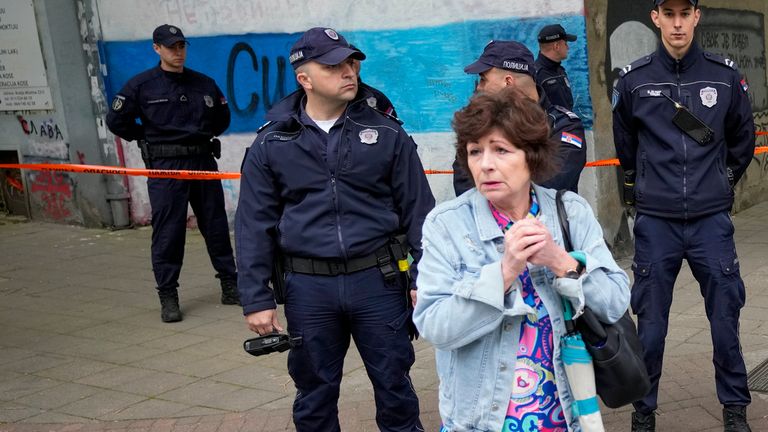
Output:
[741, 78, 749, 92]
[561, 132, 583, 148]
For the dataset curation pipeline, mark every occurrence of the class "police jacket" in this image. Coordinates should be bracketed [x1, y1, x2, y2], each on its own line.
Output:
[535, 53, 574, 110]
[106, 65, 230, 145]
[613, 42, 755, 219]
[236, 89, 435, 315]
[452, 91, 586, 195]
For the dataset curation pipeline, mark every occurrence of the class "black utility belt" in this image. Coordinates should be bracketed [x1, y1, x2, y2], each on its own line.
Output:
[140, 140, 220, 159]
[283, 247, 392, 277]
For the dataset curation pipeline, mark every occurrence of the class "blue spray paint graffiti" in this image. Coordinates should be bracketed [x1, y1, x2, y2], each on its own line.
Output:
[101, 15, 592, 134]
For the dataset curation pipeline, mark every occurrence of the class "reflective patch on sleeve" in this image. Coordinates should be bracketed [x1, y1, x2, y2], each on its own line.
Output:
[611, 88, 620, 111]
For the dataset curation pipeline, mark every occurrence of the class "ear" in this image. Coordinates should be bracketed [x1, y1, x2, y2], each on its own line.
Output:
[650, 9, 661, 29]
[153, 43, 162, 55]
[296, 70, 312, 91]
[693, 8, 701, 27]
[504, 74, 515, 87]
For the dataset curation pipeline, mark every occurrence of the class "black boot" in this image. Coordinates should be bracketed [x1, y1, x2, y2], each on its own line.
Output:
[631, 411, 655, 432]
[723, 405, 751, 432]
[158, 290, 182, 323]
[220, 278, 240, 305]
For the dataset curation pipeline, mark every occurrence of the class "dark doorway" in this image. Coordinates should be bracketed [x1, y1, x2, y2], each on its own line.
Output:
[0, 151, 30, 218]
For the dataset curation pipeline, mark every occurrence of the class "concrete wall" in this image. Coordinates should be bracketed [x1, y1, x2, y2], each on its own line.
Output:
[0, 0, 125, 227]
[95, 0, 593, 226]
[586, 0, 768, 251]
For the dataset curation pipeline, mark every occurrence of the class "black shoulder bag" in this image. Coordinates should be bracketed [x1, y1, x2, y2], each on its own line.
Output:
[555, 190, 651, 408]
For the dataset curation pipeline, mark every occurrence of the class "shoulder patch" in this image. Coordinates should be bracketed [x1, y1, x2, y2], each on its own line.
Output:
[619, 55, 653, 77]
[370, 107, 403, 125]
[553, 105, 580, 120]
[256, 121, 273, 133]
[703, 51, 736, 70]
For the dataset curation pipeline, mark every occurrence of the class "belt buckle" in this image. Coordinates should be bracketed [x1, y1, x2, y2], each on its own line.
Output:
[328, 261, 344, 276]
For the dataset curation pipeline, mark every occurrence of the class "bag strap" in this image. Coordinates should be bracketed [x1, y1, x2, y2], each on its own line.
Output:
[555, 189, 573, 253]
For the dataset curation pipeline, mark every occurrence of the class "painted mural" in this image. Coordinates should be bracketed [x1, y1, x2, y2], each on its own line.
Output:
[96, 0, 591, 224]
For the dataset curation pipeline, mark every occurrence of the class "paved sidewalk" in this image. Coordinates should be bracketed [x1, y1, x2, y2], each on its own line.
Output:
[1, 202, 768, 431]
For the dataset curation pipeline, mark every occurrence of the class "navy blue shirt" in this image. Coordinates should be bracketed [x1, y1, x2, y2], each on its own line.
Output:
[613, 42, 755, 219]
[106, 65, 230, 145]
[535, 53, 574, 110]
[236, 89, 435, 314]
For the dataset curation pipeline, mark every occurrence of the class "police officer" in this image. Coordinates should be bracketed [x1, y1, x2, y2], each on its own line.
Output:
[453, 40, 586, 195]
[535, 24, 577, 111]
[612, 1, 755, 431]
[106, 24, 238, 323]
[349, 43, 399, 118]
[236, 27, 434, 432]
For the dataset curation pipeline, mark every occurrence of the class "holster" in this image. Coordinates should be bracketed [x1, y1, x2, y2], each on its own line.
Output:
[622, 169, 636, 206]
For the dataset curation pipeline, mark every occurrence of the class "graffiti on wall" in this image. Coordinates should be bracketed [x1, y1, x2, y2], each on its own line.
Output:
[101, 15, 594, 133]
[28, 171, 75, 221]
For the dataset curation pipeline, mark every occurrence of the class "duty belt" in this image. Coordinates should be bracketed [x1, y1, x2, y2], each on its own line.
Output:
[140, 140, 217, 159]
[283, 246, 393, 277]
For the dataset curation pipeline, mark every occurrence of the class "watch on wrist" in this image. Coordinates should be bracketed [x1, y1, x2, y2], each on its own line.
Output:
[562, 258, 585, 280]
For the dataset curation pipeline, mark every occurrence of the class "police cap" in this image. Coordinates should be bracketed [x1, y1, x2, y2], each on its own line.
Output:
[464, 40, 535, 77]
[152, 24, 188, 46]
[537, 24, 577, 43]
[289, 27, 366, 69]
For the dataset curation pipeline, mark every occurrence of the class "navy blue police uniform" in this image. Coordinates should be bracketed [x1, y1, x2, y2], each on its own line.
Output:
[106, 25, 238, 319]
[236, 28, 434, 432]
[613, 40, 755, 415]
[535, 24, 577, 111]
[454, 40, 586, 195]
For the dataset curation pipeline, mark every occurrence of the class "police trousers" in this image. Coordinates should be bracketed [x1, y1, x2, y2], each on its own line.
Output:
[630, 211, 750, 414]
[146, 156, 236, 293]
[283, 267, 423, 432]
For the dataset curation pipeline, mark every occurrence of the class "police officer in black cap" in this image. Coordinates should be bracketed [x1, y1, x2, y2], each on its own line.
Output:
[236, 27, 433, 431]
[613, 1, 754, 431]
[535, 24, 577, 111]
[106, 24, 238, 323]
[453, 40, 586, 195]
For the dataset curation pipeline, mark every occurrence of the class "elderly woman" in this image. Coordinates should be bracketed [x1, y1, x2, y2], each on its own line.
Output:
[414, 87, 630, 432]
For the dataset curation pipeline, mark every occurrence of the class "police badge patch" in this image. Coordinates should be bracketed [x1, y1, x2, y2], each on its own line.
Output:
[324, 29, 339, 40]
[112, 95, 124, 111]
[359, 128, 378, 144]
[700, 87, 717, 108]
[204, 95, 214, 107]
[366, 97, 377, 108]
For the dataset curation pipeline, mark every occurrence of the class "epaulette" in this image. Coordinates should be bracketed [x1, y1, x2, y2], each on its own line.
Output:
[703, 51, 736, 70]
[552, 105, 580, 121]
[370, 107, 403, 125]
[619, 55, 653, 77]
[256, 121, 273, 133]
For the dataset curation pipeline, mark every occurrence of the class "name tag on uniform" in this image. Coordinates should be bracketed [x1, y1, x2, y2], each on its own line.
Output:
[147, 98, 169, 104]
[639, 88, 670, 98]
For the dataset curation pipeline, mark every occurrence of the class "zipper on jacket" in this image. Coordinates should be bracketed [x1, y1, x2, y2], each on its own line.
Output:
[330, 176, 348, 260]
[676, 60, 688, 219]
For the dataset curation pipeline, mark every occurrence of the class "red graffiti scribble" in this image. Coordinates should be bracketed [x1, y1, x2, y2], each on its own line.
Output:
[30, 171, 72, 220]
[77, 151, 86, 164]
[6, 176, 24, 193]
[17, 115, 30, 134]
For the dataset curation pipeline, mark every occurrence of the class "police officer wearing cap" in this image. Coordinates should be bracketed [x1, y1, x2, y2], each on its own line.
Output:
[612, 1, 755, 431]
[453, 40, 586, 195]
[236, 27, 433, 432]
[535, 24, 577, 111]
[106, 24, 238, 323]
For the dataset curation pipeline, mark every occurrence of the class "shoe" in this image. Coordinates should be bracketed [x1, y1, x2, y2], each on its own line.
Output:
[631, 411, 655, 432]
[220, 278, 240, 305]
[159, 291, 182, 323]
[723, 405, 751, 432]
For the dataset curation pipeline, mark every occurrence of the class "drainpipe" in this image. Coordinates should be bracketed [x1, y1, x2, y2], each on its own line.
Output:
[78, 0, 130, 228]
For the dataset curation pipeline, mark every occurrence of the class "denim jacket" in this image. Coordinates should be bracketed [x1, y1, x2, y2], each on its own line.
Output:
[414, 185, 630, 432]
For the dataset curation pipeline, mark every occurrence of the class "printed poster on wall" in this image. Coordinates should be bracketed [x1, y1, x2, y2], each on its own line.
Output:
[0, 0, 52, 111]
